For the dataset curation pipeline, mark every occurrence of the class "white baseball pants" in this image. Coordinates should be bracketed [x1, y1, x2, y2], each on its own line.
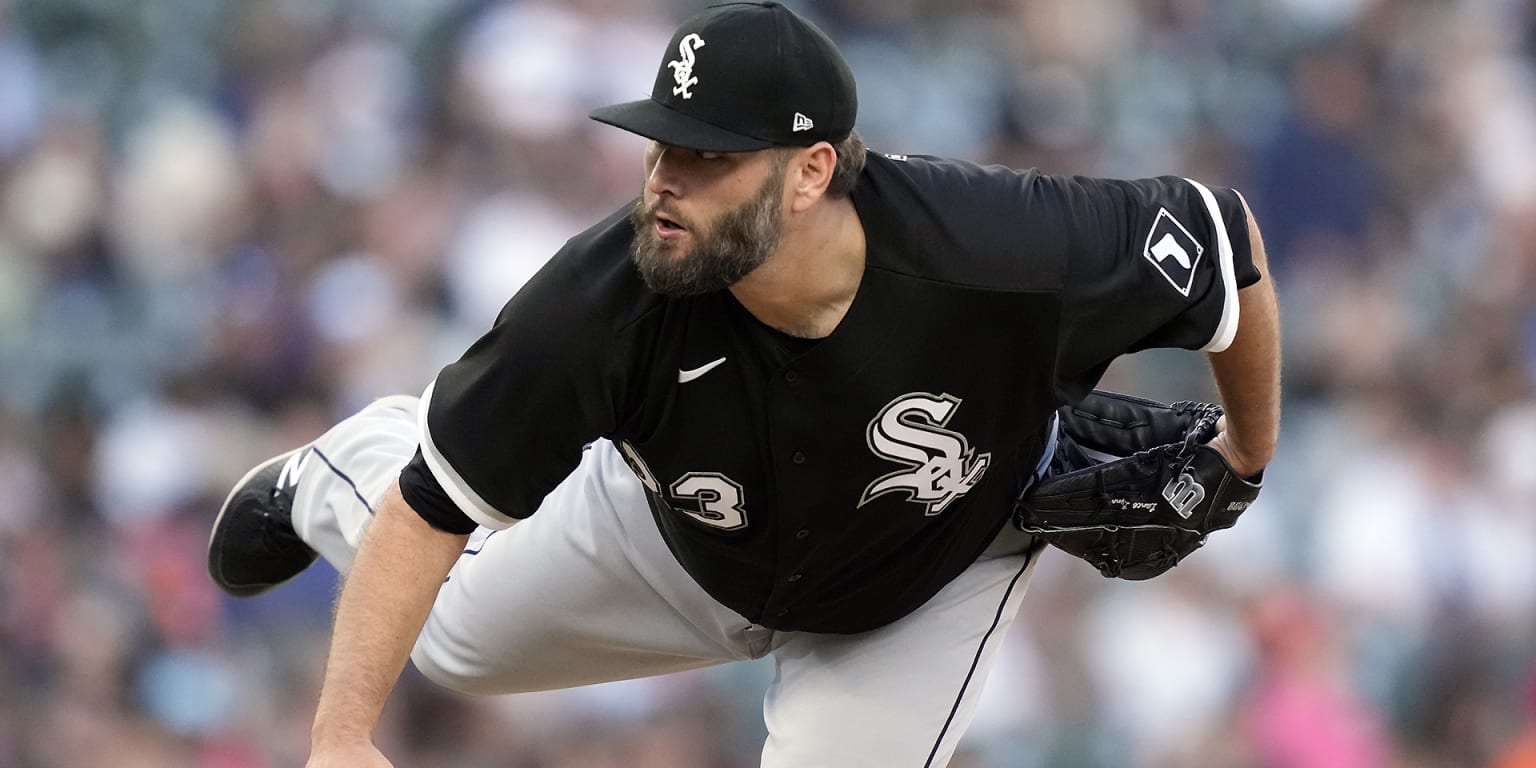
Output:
[291, 396, 1045, 767]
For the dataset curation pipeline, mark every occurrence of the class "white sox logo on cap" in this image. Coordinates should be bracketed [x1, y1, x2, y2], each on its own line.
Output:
[668, 33, 706, 100]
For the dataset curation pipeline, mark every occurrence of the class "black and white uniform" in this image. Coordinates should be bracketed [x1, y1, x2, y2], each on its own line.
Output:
[290, 153, 1258, 766]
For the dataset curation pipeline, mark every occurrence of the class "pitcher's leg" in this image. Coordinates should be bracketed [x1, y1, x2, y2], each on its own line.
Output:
[760, 539, 1047, 768]
[214, 400, 752, 695]
[289, 395, 422, 573]
[410, 439, 757, 695]
[208, 395, 420, 597]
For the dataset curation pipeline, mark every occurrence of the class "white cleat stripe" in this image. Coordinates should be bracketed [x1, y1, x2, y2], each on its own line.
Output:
[276, 449, 310, 490]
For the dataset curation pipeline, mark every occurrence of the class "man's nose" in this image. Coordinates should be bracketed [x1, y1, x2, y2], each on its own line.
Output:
[646, 146, 682, 197]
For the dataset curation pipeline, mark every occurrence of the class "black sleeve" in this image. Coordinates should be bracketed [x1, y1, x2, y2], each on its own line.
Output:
[1043, 175, 1259, 403]
[399, 448, 479, 535]
[398, 209, 653, 530]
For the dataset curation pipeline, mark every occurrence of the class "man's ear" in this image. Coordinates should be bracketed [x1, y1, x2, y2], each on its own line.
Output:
[788, 143, 837, 213]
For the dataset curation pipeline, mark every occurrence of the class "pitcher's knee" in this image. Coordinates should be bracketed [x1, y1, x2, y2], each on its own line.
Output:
[409, 645, 504, 696]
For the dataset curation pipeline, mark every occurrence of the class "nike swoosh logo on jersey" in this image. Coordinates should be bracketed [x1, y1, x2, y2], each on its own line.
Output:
[678, 357, 727, 383]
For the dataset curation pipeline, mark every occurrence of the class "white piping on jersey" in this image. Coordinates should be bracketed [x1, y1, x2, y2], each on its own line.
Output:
[677, 356, 728, 383]
[1184, 178, 1240, 353]
[417, 379, 517, 530]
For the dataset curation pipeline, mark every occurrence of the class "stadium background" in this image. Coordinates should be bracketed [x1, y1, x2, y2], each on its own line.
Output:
[1, 0, 1534, 765]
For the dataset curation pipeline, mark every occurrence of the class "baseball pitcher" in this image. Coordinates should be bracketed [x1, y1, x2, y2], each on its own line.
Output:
[208, 3, 1280, 765]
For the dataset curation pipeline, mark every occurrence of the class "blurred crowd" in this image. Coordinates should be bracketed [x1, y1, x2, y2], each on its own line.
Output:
[1, 0, 1534, 765]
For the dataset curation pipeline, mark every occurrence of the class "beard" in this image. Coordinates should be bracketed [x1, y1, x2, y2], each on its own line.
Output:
[628, 165, 786, 297]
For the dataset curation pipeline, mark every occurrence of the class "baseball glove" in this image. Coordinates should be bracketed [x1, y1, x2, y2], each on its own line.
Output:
[1015, 390, 1262, 580]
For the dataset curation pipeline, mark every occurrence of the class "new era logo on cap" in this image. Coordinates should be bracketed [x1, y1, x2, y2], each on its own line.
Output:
[588, 2, 857, 152]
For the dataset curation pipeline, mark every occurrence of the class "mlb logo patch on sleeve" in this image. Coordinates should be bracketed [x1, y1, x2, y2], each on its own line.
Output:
[1142, 208, 1205, 296]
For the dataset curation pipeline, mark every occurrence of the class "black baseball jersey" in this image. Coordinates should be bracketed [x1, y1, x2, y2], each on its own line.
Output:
[399, 152, 1258, 634]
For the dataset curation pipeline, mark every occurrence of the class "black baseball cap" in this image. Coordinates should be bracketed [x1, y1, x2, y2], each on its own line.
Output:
[589, 2, 857, 152]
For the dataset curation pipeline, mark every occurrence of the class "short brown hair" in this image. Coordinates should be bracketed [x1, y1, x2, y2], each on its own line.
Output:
[826, 129, 867, 199]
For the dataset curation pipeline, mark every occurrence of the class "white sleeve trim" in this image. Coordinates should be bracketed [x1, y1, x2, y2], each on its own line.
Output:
[1184, 178, 1241, 352]
[417, 379, 517, 530]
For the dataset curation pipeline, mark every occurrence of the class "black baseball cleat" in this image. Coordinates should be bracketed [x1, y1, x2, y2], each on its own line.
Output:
[208, 447, 320, 597]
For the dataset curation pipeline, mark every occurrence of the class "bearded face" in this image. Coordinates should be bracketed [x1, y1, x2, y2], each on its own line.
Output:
[628, 158, 788, 297]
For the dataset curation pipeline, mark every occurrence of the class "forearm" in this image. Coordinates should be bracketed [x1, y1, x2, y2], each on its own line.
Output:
[311, 481, 469, 748]
[1206, 203, 1281, 475]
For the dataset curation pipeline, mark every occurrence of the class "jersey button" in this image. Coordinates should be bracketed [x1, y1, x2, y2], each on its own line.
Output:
[775, 608, 790, 618]
[784, 370, 801, 384]
[795, 528, 811, 539]
[787, 573, 803, 583]
[791, 451, 806, 464]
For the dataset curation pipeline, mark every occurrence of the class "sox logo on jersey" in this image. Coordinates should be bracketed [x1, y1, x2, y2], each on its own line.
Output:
[858, 393, 990, 515]
[618, 392, 991, 532]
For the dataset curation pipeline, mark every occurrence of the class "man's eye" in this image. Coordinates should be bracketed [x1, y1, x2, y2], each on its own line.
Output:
[695, 151, 724, 161]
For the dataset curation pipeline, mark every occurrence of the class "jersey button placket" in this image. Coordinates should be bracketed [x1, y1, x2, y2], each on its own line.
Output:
[772, 367, 811, 626]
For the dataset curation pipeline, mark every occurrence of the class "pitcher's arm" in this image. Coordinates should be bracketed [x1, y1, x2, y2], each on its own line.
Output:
[309, 481, 469, 762]
[1206, 198, 1281, 477]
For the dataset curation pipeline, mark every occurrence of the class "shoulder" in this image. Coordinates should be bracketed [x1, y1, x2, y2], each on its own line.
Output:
[852, 152, 1066, 291]
[860, 152, 1045, 204]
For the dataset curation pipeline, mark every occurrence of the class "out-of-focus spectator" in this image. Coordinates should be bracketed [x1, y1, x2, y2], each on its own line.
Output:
[1240, 588, 1392, 768]
[1494, 669, 1536, 768]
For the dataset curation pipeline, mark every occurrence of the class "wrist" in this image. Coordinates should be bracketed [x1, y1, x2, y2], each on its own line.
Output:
[1230, 435, 1275, 474]
[1207, 431, 1270, 479]
[311, 718, 373, 750]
